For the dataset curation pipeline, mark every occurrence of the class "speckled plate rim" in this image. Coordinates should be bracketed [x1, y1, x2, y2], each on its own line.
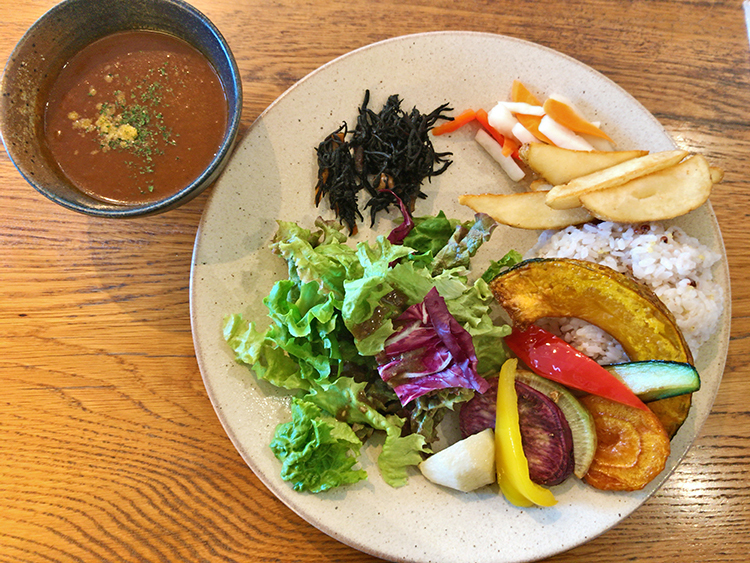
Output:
[190, 31, 730, 563]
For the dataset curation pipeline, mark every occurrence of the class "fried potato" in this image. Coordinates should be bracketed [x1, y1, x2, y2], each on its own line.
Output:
[710, 166, 724, 184]
[545, 149, 689, 210]
[458, 191, 593, 230]
[528, 179, 552, 191]
[518, 142, 648, 185]
[579, 154, 714, 222]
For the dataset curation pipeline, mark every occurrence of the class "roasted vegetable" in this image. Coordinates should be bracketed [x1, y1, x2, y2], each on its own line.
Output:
[580, 395, 671, 491]
[459, 370, 577, 486]
[495, 359, 557, 506]
[418, 428, 496, 492]
[489, 258, 693, 364]
[647, 395, 692, 438]
[505, 325, 649, 412]
[515, 380, 575, 486]
[516, 370, 597, 479]
[489, 258, 694, 436]
[605, 361, 700, 402]
[459, 380, 497, 439]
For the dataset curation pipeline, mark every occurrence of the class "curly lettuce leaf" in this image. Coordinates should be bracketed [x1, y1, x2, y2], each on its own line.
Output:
[263, 280, 343, 381]
[378, 424, 430, 488]
[270, 398, 367, 492]
[271, 218, 360, 299]
[402, 211, 462, 257]
[430, 212, 497, 275]
[480, 249, 523, 283]
[340, 237, 416, 355]
[409, 387, 475, 444]
[465, 314, 512, 377]
[304, 376, 391, 428]
[223, 314, 309, 390]
[445, 277, 512, 376]
[302, 377, 430, 487]
[223, 279, 354, 388]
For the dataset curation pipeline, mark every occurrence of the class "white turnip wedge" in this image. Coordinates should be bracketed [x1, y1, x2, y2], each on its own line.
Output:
[487, 103, 520, 138]
[418, 429, 496, 493]
[537, 115, 595, 151]
[511, 122, 540, 144]
[474, 128, 525, 182]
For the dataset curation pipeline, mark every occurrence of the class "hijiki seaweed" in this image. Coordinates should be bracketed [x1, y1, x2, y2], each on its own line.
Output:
[314, 91, 453, 234]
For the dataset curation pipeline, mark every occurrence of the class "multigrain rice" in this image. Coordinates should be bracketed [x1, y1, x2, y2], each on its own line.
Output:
[525, 221, 724, 363]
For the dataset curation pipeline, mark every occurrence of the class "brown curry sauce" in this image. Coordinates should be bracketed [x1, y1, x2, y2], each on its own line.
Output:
[44, 30, 228, 205]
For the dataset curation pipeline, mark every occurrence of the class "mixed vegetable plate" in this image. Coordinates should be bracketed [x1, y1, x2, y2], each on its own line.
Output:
[221, 80, 715, 508]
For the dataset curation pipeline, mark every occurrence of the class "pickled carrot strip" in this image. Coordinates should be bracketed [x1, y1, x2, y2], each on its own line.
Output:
[511, 80, 543, 106]
[501, 135, 520, 158]
[510, 81, 553, 144]
[432, 109, 477, 135]
[542, 98, 614, 143]
[475, 109, 506, 145]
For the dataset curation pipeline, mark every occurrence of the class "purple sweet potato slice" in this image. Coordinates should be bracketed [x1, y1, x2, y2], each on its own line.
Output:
[459, 377, 575, 486]
[515, 380, 575, 486]
[459, 377, 498, 439]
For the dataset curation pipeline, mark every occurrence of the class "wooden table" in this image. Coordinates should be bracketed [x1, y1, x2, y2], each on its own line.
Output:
[2, 1, 748, 561]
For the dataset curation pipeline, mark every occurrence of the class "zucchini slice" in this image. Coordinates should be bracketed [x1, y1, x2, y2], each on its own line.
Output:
[605, 361, 700, 402]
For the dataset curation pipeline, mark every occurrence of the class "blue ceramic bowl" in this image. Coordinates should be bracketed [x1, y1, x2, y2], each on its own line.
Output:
[0, 0, 242, 218]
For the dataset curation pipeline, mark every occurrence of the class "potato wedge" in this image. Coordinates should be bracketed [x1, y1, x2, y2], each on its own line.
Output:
[710, 166, 724, 184]
[579, 154, 713, 222]
[545, 149, 688, 210]
[458, 191, 593, 230]
[519, 142, 648, 185]
[529, 179, 552, 191]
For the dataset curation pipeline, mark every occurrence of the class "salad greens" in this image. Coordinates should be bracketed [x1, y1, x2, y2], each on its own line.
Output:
[223, 211, 521, 492]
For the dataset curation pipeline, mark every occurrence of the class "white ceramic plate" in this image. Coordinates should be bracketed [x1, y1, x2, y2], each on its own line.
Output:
[190, 32, 730, 563]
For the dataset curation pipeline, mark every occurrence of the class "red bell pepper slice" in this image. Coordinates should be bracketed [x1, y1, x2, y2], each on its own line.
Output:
[504, 325, 649, 412]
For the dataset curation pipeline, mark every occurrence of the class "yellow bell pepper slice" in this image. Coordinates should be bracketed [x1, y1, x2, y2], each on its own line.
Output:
[495, 358, 557, 507]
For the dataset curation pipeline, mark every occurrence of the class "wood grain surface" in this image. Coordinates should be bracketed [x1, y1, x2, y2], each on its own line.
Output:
[2, 1, 749, 561]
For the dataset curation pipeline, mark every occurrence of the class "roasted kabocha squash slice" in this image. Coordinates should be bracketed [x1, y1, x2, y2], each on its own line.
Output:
[489, 258, 693, 437]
